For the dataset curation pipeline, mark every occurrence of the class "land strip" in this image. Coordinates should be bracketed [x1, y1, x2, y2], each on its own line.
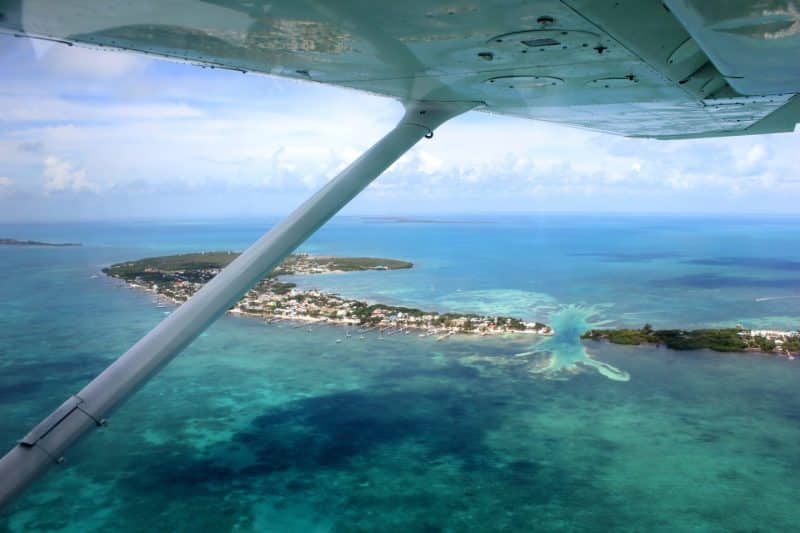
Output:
[103, 252, 553, 337]
[0, 238, 81, 247]
[583, 325, 799, 358]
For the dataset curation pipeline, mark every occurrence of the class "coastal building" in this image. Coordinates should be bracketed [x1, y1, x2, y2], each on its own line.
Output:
[748, 330, 799, 340]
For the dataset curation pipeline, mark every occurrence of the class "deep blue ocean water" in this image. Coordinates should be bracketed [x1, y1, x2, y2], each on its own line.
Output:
[1, 215, 800, 531]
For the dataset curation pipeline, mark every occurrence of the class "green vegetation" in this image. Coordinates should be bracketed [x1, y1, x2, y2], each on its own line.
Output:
[280, 256, 412, 273]
[782, 337, 800, 353]
[583, 328, 652, 345]
[102, 251, 551, 336]
[103, 252, 412, 283]
[651, 329, 747, 352]
[105, 252, 237, 273]
[1, 238, 80, 247]
[582, 325, 800, 355]
[270, 281, 296, 295]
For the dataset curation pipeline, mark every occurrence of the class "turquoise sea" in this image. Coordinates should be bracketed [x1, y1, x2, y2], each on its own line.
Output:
[1, 215, 800, 531]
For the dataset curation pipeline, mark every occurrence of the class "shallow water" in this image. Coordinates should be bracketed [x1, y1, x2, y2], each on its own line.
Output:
[1, 216, 800, 531]
[513, 305, 628, 381]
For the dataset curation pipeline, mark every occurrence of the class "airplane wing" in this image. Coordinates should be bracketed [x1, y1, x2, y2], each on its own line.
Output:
[3, 0, 800, 509]
[1, 0, 799, 139]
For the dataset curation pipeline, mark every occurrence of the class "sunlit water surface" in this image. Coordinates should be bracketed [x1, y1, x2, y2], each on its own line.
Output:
[1, 216, 800, 531]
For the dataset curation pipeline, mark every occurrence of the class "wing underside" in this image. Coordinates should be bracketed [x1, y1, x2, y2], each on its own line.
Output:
[1, 0, 799, 138]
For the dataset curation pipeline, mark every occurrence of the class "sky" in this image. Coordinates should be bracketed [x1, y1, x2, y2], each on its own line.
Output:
[0, 33, 798, 222]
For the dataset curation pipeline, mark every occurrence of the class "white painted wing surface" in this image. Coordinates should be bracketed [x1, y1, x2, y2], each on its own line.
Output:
[0, 0, 798, 138]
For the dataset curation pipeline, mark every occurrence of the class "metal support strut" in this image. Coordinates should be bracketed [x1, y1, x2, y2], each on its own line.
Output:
[0, 100, 476, 509]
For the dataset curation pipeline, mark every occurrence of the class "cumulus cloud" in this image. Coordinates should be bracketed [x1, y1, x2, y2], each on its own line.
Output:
[41, 42, 148, 79]
[2, 32, 800, 218]
[0, 177, 14, 188]
[43, 156, 95, 193]
[745, 144, 766, 165]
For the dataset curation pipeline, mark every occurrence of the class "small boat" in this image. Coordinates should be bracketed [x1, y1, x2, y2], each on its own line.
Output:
[335, 339, 342, 344]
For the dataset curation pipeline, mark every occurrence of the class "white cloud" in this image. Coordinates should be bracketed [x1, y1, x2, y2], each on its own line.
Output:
[2, 32, 800, 217]
[1, 98, 203, 122]
[0, 176, 15, 198]
[42, 43, 148, 79]
[43, 156, 95, 193]
[735, 143, 769, 175]
[416, 151, 443, 175]
[745, 144, 766, 165]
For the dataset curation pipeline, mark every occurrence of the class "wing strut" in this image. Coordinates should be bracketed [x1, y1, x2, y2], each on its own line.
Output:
[0, 100, 476, 508]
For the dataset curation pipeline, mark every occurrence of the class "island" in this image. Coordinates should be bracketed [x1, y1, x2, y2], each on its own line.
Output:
[582, 324, 800, 358]
[103, 252, 553, 337]
[0, 238, 81, 247]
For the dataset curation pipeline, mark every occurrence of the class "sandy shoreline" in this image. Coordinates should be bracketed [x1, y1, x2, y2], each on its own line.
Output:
[124, 279, 553, 339]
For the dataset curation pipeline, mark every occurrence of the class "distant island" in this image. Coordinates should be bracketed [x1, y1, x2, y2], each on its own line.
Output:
[0, 238, 81, 247]
[362, 216, 493, 225]
[583, 324, 799, 358]
[103, 252, 553, 338]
